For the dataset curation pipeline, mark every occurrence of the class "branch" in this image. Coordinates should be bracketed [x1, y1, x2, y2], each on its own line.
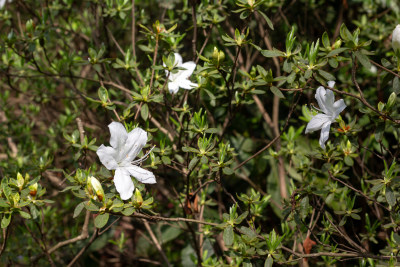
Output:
[130, 212, 219, 226]
[142, 219, 172, 267]
[48, 210, 90, 254]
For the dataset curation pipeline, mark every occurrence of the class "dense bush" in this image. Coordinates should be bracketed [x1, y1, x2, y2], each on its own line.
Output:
[1, 0, 400, 266]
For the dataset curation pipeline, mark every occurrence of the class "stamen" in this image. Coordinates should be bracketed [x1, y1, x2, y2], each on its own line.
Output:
[132, 145, 155, 165]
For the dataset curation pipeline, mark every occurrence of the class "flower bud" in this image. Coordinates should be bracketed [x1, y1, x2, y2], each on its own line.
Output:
[133, 189, 143, 208]
[16, 172, 25, 191]
[88, 176, 105, 202]
[392, 25, 400, 55]
[212, 47, 225, 65]
[29, 183, 38, 197]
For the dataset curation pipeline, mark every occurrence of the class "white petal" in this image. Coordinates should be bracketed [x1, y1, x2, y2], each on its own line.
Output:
[96, 145, 118, 170]
[126, 165, 156, 184]
[393, 25, 400, 52]
[319, 121, 332, 149]
[108, 122, 128, 150]
[120, 127, 148, 163]
[327, 81, 335, 89]
[114, 168, 135, 200]
[168, 82, 180, 94]
[315, 87, 335, 115]
[176, 78, 198, 90]
[332, 99, 346, 118]
[177, 62, 196, 79]
[305, 114, 331, 133]
[315, 87, 328, 114]
[174, 53, 183, 67]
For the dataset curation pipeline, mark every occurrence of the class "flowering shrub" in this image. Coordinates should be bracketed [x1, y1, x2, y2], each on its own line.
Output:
[1, 0, 400, 266]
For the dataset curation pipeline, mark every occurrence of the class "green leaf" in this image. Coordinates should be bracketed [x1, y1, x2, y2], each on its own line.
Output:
[94, 213, 109, 228]
[223, 167, 234, 175]
[0, 199, 10, 207]
[386, 186, 396, 207]
[141, 104, 149, 121]
[354, 51, 371, 69]
[264, 257, 273, 267]
[270, 86, 285, 98]
[1, 214, 11, 228]
[98, 86, 109, 103]
[161, 226, 182, 244]
[122, 207, 135, 216]
[161, 156, 171, 165]
[223, 226, 234, 246]
[19, 211, 31, 219]
[326, 47, 349, 57]
[322, 32, 330, 49]
[258, 11, 274, 30]
[350, 213, 361, 220]
[73, 202, 85, 218]
[318, 70, 335, 81]
[261, 49, 284, 58]
[188, 157, 199, 170]
[340, 23, 353, 42]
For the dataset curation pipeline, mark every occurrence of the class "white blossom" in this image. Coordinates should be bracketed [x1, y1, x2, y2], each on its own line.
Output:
[0, 0, 6, 9]
[392, 24, 400, 54]
[96, 122, 156, 200]
[305, 81, 346, 149]
[165, 53, 198, 94]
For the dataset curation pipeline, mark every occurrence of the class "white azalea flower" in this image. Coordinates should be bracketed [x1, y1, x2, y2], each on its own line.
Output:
[392, 24, 400, 54]
[96, 122, 156, 200]
[165, 53, 198, 94]
[0, 0, 6, 9]
[305, 81, 346, 149]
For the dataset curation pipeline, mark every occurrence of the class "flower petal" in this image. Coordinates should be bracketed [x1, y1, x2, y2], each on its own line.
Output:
[96, 145, 118, 170]
[173, 53, 183, 67]
[319, 121, 332, 149]
[114, 168, 135, 200]
[332, 99, 346, 118]
[108, 122, 128, 150]
[177, 62, 196, 80]
[305, 114, 331, 133]
[168, 81, 180, 94]
[327, 81, 335, 89]
[175, 78, 198, 90]
[315, 87, 336, 115]
[119, 127, 148, 163]
[315, 86, 328, 114]
[125, 165, 156, 184]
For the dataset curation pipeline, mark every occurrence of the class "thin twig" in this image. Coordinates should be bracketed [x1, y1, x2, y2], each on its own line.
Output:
[142, 219, 172, 267]
[49, 210, 91, 254]
[67, 228, 99, 267]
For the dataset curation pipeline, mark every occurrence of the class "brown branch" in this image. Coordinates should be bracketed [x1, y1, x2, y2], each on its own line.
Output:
[48, 210, 91, 254]
[130, 212, 219, 226]
[142, 219, 172, 267]
[190, 1, 197, 60]
[67, 228, 99, 267]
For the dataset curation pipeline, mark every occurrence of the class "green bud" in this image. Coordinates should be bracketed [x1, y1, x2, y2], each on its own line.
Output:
[17, 172, 25, 191]
[387, 92, 397, 110]
[333, 39, 342, 49]
[88, 176, 105, 202]
[212, 47, 225, 66]
[378, 101, 385, 112]
[29, 183, 38, 197]
[133, 189, 143, 208]
[26, 19, 34, 33]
